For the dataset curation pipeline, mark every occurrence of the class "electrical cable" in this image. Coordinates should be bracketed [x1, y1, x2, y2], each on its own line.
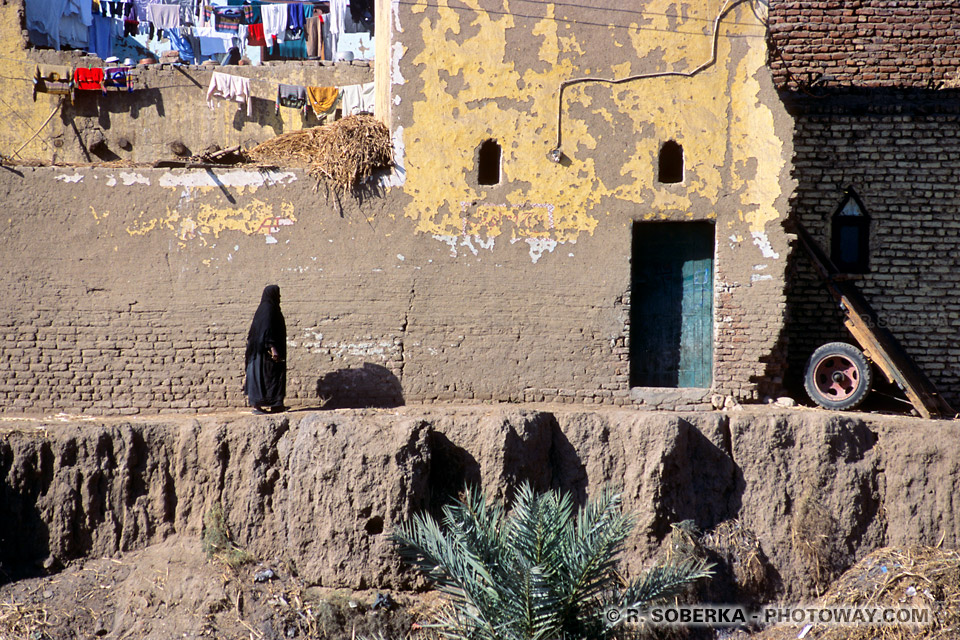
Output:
[549, 0, 749, 160]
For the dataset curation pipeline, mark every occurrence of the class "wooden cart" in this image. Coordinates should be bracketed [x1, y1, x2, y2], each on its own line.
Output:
[794, 221, 954, 419]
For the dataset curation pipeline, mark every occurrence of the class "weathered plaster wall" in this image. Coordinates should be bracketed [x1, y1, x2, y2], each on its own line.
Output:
[0, 0, 797, 414]
[0, 1, 372, 165]
[389, 0, 796, 401]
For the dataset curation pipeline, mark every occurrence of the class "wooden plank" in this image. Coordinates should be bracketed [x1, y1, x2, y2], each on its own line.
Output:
[793, 221, 955, 419]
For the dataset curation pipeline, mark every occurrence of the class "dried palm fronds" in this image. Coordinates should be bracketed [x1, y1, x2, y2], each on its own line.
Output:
[754, 546, 960, 640]
[249, 115, 393, 194]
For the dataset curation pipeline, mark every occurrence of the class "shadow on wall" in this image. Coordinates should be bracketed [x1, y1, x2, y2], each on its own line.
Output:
[316, 363, 403, 409]
[0, 442, 53, 585]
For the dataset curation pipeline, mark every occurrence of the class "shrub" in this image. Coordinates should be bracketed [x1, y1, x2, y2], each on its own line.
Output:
[392, 482, 713, 640]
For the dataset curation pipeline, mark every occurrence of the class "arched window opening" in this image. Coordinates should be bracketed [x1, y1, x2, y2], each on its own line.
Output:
[477, 139, 501, 186]
[658, 140, 684, 184]
[831, 189, 871, 274]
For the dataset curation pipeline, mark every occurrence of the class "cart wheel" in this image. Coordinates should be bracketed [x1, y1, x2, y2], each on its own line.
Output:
[803, 342, 873, 410]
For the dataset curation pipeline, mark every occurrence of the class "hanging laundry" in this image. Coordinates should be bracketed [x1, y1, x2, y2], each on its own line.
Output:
[304, 14, 322, 58]
[178, 0, 195, 25]
[131, 0, 151, 21]
[261, 3, 287, 43]
[148, 3, 181, 29]
[207, 71, 251, 117]
[213, 6, 243, 32]
[26, 0, 66, 49]
[168, 28, 198, 63]
[103, 67, 133, 93]
[35, 64, 72, 84]
[75, 67, 105, 91]
[246, 22, 266, 46]
[123, 2, 140, 36]
[33, 64, 74, 102]
[241, 1, 261, 24]
[276, 84, 307, 114]
[339, 81, 374, 116]
[198, 35, 232, 55]
[328, 0, 345, 57]
[87, 14, 113, 59]
[306, 86, 338, 119]
[286, 2, 304, 40]
[58, 0, 94, 50]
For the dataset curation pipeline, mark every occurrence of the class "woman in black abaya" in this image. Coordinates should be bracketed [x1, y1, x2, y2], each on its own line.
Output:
[244, 284, 287, 413]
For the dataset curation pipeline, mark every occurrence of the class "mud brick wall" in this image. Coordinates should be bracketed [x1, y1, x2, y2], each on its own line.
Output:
[783, 92, 960, 404]
[0, 164, 791, 415]
[768, 0, 960, 91]
[0, 0, 796, 415]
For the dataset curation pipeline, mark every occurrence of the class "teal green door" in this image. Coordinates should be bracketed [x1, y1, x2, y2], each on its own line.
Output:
[630, 222, 714, 388]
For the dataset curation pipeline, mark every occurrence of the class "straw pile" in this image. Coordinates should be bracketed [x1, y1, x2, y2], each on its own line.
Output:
[249, 115, 393, 193]
[755, 546, 960, 640]
[0, 601, 53, 638]
[703, 518, 768, 600]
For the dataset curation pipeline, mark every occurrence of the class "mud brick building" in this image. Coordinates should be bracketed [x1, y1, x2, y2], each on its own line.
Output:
[1, 0, 794, 415]
[769, 0, 960, 405]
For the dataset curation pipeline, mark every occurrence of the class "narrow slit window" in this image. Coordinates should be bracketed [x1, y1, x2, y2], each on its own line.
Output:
[831, 189, 870, 273]
[477, 139, 501, 185]
[658, 140, 684, 184]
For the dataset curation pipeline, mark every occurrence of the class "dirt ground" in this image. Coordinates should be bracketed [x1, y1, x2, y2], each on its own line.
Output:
[0, 535, 435, 640]
[1, 403, 956, 640]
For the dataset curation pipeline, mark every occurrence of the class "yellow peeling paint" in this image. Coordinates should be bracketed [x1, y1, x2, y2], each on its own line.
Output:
[402, 0, 783, 247]
[124, 198, 297, 242]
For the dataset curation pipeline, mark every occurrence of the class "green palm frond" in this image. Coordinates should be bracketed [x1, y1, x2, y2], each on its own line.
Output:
[616, 555, 716, 608]
[392, 481, 713, 640]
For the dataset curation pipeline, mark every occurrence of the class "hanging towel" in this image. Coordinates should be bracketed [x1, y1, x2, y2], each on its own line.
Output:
[340, 81, 374, 116]
[87, 14, 113, 59]
[213, 6, 243, 32]
[103, 67, 133, 93]
[131, 0, 151, 21]
[198, 35, 232, 55]
[207, 71, 251, 116]
[74, 67, 105, 91]
[328, 0, 345, 56]
[304, 14, 322, 58]
[33, 65, 74, 101]
[261, 4, 287, 43]
[148, 3, 180, 28]
[276, 83, 307, 114]
[286, 2, 304, 39]
[178, 0, 194, 25]
[306, 86, 338, 119]
[241, 1, 260, 24]
[168, 27, 197, 63]
[246, 22, 266, 46]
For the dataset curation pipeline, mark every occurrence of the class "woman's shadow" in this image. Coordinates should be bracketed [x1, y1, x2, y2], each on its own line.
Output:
[314, 363, 403, 409]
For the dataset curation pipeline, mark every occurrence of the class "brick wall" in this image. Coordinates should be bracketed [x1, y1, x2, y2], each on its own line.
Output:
[784, 91, 960, 404]
[769, 0, 960, 90]
[0, 166, 790, 415]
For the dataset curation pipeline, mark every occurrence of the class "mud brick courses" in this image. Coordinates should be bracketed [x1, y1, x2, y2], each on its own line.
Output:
[784, 94, 960, 404]
[768, 0, 960, 90]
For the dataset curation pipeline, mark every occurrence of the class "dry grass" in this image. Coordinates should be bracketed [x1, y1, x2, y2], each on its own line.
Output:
[249, 115, 393, 194]
[755, 546, 960, 640]
[0, 601, 53, 639]
[201, 503, 253, 569]
[791, 490, 839, 595]
[703, 518, 768, 598]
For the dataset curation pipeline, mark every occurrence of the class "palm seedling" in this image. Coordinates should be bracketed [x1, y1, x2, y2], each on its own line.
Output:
[392, 481, 714, 640]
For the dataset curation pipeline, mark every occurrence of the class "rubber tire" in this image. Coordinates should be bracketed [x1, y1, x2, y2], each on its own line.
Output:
[803, 342, 873, 411]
